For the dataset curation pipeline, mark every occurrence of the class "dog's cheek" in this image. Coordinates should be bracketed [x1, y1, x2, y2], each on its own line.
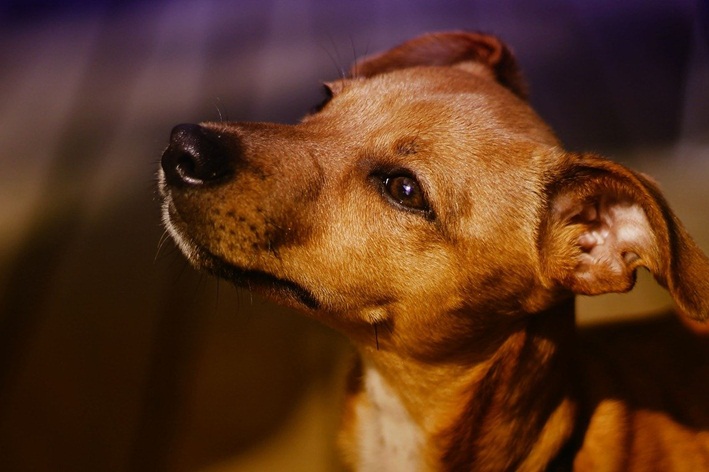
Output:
[320, 223, 456, 309]
[259, 197, 322, 253]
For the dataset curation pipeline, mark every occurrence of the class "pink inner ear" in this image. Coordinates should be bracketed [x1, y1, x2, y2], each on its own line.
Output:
[571, 196, 653, 285]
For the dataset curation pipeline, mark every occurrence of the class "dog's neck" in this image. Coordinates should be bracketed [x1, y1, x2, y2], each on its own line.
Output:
[349, 299, 579, 471]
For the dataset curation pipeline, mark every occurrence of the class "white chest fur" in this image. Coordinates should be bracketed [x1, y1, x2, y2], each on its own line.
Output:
[355, 362, 425, 471]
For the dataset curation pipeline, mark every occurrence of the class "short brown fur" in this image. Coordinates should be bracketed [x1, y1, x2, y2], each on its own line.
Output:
[160, 31, 709, 471]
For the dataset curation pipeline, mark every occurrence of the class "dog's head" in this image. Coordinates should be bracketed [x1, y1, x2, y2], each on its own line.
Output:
[159, 31, 709, 359]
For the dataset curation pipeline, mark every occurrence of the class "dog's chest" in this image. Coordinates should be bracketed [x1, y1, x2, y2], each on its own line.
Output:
[355, 364, 425, 471]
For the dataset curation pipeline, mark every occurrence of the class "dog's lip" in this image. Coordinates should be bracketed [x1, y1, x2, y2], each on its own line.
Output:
[209, 261, 321, 311]
[172, 227, 320, 311]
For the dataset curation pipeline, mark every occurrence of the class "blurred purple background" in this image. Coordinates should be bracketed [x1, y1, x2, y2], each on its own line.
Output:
[0, 1, 707, 471]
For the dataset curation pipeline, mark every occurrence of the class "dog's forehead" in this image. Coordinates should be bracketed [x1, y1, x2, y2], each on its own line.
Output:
[332, 68, 502, 123]
[309, 66, 557, 150]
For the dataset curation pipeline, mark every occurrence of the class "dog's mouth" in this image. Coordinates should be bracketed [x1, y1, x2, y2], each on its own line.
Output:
[208, 259, 321, 311]
[163, 198, 320, 311]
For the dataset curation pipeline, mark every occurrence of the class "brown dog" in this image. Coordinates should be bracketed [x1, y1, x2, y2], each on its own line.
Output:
[159, 31, 709, 471]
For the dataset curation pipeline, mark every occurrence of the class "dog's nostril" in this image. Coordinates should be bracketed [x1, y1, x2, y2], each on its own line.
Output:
[173, 151, 201, 185]
[161, 123, 234, 187]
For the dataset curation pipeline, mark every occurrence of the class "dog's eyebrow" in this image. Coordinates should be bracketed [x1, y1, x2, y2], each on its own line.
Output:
[395, 138, 419, 156]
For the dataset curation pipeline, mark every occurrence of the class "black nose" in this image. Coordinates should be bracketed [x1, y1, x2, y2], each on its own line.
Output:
[161, 123, 234, 187]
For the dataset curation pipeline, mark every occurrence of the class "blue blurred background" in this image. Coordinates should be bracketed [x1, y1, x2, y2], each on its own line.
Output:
[0, 1, 707, 471]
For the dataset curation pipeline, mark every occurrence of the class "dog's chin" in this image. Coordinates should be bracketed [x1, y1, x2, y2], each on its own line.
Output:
[165, 220, 320, 312]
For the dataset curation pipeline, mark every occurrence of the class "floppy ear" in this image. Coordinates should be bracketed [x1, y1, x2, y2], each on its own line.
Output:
[539, 153, 709, 321]
[352, 31, 527, 99]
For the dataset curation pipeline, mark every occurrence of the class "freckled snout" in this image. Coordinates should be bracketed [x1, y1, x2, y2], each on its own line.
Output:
[161, 123, 235, 187]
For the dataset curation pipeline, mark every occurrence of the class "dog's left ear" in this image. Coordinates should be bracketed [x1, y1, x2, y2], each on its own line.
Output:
[352, 31, 527, 99]
[539, 153, 709, 321]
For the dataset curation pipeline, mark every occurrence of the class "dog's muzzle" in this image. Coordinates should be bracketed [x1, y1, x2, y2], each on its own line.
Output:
[159, 122, 323, 311]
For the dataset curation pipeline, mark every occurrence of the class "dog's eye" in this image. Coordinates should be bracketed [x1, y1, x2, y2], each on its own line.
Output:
[383, 175, 429, 212]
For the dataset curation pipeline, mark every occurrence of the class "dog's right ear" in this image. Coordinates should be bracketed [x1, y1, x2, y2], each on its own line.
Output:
[352, 31, 527, 99]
